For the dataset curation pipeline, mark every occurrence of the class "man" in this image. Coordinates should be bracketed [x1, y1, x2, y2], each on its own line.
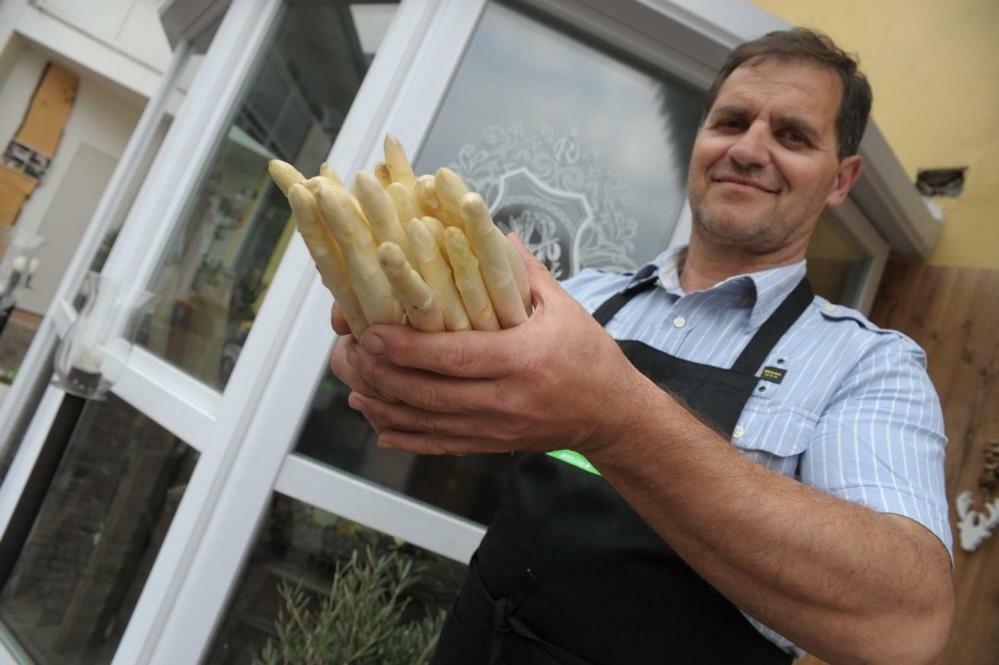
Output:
[331, 28, 954, 664]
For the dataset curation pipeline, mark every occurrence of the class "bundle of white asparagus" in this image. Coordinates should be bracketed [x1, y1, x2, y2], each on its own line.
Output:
[268, 134, 531, 338]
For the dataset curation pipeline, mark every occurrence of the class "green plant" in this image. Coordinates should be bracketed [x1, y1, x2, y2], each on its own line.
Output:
[256, 547, 446, 665]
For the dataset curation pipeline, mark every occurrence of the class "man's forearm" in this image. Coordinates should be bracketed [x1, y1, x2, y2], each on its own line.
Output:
[589, 372, 954, 664]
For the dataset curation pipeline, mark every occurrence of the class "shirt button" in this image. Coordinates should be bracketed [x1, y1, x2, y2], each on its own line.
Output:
[822, 302, 836, 314]
[733, 425, 746, 439]
[672, 316, 687, 328]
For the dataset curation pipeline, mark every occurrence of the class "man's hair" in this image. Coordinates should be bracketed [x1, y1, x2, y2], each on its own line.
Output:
[703, 28, 872, 158]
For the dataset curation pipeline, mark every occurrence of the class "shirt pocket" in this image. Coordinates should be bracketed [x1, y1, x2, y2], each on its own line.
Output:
[731, 404, 818, 475]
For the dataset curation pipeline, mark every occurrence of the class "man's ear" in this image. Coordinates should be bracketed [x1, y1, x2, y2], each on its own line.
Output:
[826, 154, 863, 208]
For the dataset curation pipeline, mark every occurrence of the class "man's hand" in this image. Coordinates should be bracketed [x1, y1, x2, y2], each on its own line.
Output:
[328, 235, 645, 456]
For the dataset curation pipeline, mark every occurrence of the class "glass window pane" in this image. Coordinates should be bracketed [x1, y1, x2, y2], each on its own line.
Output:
[0, 349, 55, 484]
[208, 493, 465, 664]
[0, 312, 40, 403]
[298, 375, 509, 525]
[0, 395, 199, 664]
[139, 1, 398, 390]
[806, 214, 867, 303]
[89, 113, 175, 276]
[414, 1, 704, 277]
[296, 2, 704, 526]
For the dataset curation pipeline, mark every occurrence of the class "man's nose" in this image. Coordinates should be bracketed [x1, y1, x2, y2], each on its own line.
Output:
[727, 122, 771, 170]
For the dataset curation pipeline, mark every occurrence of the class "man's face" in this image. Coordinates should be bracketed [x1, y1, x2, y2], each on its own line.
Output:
[687, 58, 861, 255]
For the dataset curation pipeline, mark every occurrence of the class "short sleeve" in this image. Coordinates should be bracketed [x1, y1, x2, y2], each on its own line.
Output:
[799, 333, 952, 556]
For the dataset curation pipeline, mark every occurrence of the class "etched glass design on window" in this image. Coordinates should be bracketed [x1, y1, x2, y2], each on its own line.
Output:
[208, 494, 465, 664]
[296, 1, 703, 526]
[140, 2, 397, 389]
[806, 214, 866, 304]
[415, 1, 704, 277]
[0, 395, 198, 665]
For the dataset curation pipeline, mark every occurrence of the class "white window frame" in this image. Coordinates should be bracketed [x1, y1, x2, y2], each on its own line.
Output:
[115, 0, 479, 663]
[0, 38, 193, 547]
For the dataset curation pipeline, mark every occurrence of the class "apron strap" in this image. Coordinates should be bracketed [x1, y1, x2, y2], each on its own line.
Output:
[731, 277, 813, 375]
[590, 273, 813, 377]
[591, 277, 658, 327]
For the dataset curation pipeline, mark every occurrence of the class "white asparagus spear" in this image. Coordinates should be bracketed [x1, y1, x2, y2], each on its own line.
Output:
[384, 134, 417, 189]
[314, 181, 403, 325]
[421, 215, 449, 268]
[377, 242, 445, 333]
[414, 175, 440, 216]
[287, 184, 369, 337]
[443, 227, 500, 331]
[385, 182, 421, 229]
[495, 226, 532, 313]
[268, 160, 305, 196]
[461, 193, 527, 328]
[353, 172, 410, 257]
[407, 217, 470, 331]
[385, 182, 422, 266]
[374, 161, 392, 187]
[422, 215, 446, 245]
[304, 175, 366, 220]
[319, 162, 345, 187]
[434, 167, 468, 228]
[304, 175, 335, 194]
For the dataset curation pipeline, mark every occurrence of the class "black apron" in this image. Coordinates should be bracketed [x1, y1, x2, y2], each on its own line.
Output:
[432, 276, 813, 665]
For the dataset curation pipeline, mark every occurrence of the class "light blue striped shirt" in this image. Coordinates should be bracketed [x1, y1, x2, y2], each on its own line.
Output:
[562, 245, 951, 656]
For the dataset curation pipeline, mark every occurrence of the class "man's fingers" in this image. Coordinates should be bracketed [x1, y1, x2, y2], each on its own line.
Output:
[377, 429, 504, 456]
[348, 392, 491, 440]
[330, 337, 398, 403]
[331, 304, 352, 336]
[347, 345, 500, 412]
[360, 325, 518, 378]
[506, 233, 562, 305]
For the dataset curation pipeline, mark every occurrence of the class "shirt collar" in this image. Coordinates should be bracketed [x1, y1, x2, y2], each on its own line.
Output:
[626, 245, 808, 331]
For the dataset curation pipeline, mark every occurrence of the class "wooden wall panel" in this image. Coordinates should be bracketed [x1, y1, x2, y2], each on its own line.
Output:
[0, 62, 78, 226]
[0, 167, 37, 226]
[15, 63, 79, 157]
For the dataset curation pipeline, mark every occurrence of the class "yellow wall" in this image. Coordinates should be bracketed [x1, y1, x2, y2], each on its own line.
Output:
[751, 0, 999, 269]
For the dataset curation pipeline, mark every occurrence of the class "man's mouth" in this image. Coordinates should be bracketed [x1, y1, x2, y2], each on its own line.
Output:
[711, 176, 780, 194]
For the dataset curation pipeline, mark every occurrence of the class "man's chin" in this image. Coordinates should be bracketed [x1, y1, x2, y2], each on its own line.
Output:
[694, 213, 768, 240]
[692, 215, 778, 251]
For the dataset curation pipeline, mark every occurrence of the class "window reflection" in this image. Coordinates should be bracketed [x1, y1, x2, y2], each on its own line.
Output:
[208, 494, 465, 664]
[140, 1, 397, 389]
[0, 395, 198, 665]
[298, 373, 512, 525]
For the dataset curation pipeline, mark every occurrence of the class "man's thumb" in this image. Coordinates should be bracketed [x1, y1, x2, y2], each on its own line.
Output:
[507, 233, 560, 298]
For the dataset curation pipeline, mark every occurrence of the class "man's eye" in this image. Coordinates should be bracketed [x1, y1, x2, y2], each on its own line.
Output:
[716, 119, 745, 131]
[780, 130, 808, 145]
